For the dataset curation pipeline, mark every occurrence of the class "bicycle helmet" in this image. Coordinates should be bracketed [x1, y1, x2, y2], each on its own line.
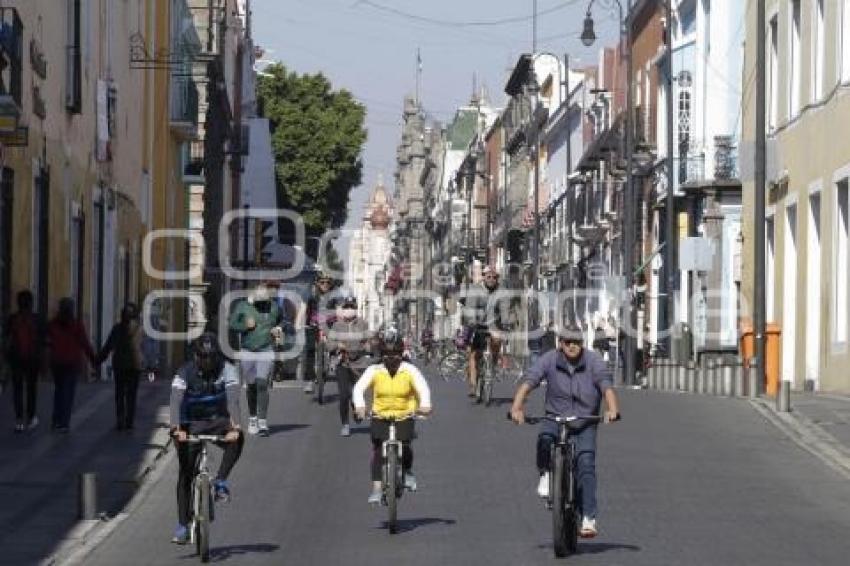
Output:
[193, 332, 224, 375]
[378, 327, 405, 354]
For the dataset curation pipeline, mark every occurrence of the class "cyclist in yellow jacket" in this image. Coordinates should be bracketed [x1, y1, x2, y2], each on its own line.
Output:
[353, 329, 432, 505]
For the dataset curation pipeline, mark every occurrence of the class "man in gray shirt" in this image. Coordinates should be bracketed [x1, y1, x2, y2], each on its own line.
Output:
[328, 293, 372, 437]
[510, 324, 620, 539]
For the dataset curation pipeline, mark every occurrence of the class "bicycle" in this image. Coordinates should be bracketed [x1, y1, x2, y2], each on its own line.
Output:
[509, 414, 605, 558]
[365, 413, 426, 534]
[474, 349, 495, 406]
[185, 434, 227, 563]
[313, 329, 328, 405]
[437, 348, 467, 382]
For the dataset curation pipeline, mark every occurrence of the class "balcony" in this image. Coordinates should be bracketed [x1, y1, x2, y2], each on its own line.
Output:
[0, 8, 23, 133]
[170, 78, 199, 140]
[183, 139, 205, 182]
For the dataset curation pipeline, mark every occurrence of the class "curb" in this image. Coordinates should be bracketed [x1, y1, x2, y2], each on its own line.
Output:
[46, 415, 175, 566]
[750, 398, 850, 481]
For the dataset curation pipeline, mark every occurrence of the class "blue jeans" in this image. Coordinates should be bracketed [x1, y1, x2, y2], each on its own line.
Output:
[536, 420, 599, 519]
[51, 364, 79, 429]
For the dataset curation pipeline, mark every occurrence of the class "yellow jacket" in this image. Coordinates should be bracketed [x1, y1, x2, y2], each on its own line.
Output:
[352, 362, 432, 419]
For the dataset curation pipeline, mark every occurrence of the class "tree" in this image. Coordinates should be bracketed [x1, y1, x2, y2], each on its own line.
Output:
[257, 64, 367, 241]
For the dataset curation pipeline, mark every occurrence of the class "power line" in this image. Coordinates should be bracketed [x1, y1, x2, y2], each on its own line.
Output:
[353, 0, 582, 28]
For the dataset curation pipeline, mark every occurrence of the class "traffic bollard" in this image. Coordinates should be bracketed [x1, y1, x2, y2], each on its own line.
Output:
[677, 364, 686, 391]
[733, 357, 743, 397]
[748, 364, 759, 399]
[79, 472, 97, 520]
[723, 364, 734, 397]
[778, 380, 791, 412]
[686, 362, 696, 393]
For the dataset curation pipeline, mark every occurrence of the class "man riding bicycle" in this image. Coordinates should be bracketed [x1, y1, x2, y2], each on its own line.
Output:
[169, 333, 244, 544]
[509, 324, 620, 539]
[463, 265, 507, 398]
[353, 329, 432, 505]
[304, 270, 336, 394]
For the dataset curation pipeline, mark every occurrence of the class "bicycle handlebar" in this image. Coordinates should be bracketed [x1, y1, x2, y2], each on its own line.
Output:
[505, 412, 608, 425]
[185, 434, 229, 443]
[362, 412, 429, 423]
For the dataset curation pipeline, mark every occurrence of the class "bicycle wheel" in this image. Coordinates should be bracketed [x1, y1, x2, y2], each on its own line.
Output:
[195, 476, 211, 562]
[438, 352, 463, 381]
[315, 344, 326, 405]
[551, 448, 569, 558]
[386, 449, 399, 534]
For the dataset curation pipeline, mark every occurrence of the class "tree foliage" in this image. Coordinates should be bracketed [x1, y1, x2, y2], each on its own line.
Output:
[257, 63, 367, 238]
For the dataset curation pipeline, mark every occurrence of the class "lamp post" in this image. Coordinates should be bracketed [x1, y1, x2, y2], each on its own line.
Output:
[582, 0, 634, 385]
[583, 0, 675, 383]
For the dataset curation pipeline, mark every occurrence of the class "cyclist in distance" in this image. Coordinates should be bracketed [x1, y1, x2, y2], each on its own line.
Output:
[463, 265, 508, 397]
[169, 333, 244, 544]
[509, 324, 620, 539]
[304, 270, 336, 394]
[353, 329, 432, 505]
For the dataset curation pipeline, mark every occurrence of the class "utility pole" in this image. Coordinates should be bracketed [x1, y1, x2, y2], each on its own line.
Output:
[623, 4, 636, 386]
[664, 0, 676, 357]
[754, 0, 767, 393]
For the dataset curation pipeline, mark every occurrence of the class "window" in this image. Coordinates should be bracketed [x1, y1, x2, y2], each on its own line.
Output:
[70, 204, 85, 312]
[812, 0, 824, 101]
[842, 0, 850, 83]
[65, 0, 81, 112]
[31, 162, 49, 316]
[679, 0, 697, 37]
[834, 179, 849, 344]
[769, 15, 779, 131]
[789, 0, 802, 117]
[0, 169, 13, 322]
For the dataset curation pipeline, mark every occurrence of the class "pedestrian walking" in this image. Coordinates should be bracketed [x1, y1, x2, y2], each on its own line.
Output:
[47, 298, 96, 432]
[4, 290, 45, 432]
[228, 281, 284, 437]
[95, 303, 144, 431]
[327, 293, 370, 437]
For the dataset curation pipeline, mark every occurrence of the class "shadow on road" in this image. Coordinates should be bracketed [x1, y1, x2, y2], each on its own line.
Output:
[266, 424, 309, 436]
[379, 517, 457, 533]
[210, 543, 280, 561]
[180, 543, 280, 562]
[535, 541, 641, 555]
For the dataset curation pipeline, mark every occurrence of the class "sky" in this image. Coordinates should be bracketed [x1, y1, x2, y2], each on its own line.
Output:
[251, 0, 620, 250]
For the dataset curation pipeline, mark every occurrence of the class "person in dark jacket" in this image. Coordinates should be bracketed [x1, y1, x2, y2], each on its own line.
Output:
[4, 290, 45, 432]
[47, 298, 96, 432]
[95, 303, 144, 431]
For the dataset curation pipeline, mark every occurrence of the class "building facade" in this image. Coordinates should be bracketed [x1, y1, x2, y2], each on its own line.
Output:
[742, 0, 850, 391]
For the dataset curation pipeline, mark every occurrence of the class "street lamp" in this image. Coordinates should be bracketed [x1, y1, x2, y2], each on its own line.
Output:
[581, 0, 634, 385]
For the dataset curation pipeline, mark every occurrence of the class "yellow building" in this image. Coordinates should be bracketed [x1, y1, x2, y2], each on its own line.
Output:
[0, 0, 201, 370]
[742, 0, 850, 391]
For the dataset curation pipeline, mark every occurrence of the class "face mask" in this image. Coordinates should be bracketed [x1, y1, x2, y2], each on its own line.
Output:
[342, 308, 357, 319]
[253, 287, 270, 303]
[383, 354, 402, 375]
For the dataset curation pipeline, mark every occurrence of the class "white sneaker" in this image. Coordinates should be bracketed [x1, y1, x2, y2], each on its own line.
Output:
[27, 416, 39, 431]
[404, 473, 417, 491]
[537, 472, 550, 499]
[304, 382, 314, 394]
[258, 419, 269, 436]
[248, 417, 259, 435]
[580, 516, 598, 538]
[367, 488, 382, 505]
[340, 424, 350, 437]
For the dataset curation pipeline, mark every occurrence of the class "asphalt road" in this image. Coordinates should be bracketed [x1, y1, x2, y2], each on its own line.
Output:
[82, 369, 850, 566]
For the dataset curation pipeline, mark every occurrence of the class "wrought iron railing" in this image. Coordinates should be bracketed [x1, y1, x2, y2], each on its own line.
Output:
[171, 77, 199, 125]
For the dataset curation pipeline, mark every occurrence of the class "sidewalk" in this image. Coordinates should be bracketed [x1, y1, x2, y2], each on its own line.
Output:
[750, 391, 850, 480]
[0, 376, 172, 566]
